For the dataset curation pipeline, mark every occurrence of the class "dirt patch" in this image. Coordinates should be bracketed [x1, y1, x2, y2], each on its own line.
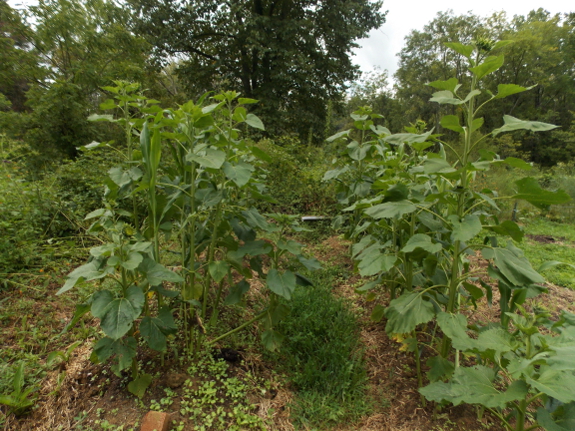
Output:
[526, 234, 567, 244]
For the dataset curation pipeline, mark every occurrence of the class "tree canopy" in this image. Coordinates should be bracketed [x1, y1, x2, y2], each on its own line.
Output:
[393, 9, 575, 165]
[129, 0, 386, 140]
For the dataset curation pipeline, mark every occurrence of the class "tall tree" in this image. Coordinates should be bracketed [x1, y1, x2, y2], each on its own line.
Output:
[394, 9, 575, 165]
[129, 0, 386, 140]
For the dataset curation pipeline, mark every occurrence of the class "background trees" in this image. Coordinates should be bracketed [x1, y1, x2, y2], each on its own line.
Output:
[128, 0, 386, 141]
[393, 9, 575, 166]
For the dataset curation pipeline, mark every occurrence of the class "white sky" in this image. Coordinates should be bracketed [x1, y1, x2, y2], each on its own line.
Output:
[353, 0, 574, 77]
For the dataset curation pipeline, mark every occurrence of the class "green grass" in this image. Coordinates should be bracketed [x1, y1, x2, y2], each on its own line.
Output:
[270, 265, 371, 429]
[517, 219, 575, 289]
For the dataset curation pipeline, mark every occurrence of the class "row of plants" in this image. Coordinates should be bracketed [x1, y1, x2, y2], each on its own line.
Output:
[324, 40, 575, 431]
[57, 83, 321, 398]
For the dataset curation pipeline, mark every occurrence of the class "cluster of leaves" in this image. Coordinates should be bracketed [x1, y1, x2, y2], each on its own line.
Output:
[325, 41, 572, 431]
[422, 308, 575, 431]
[58, 84, 320, 396]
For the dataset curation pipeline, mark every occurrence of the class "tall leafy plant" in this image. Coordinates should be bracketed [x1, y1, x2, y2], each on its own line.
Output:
[326, 40, 570, 382]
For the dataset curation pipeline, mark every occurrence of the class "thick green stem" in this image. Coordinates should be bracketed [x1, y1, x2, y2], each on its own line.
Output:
[210, 308, 270, 345]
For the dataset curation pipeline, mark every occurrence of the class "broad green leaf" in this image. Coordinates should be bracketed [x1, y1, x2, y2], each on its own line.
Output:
[494, 84, 534, 99]
[62, 303, 91, 334]
[486, 220, 524, 242]
[451, 215, 482, 242]
[266, 269, 296, 300]
[140, 316, 168, 351]
[426, 356, 455, 382]
[261, 329, 283, 351]
[493, 40, 513, 50]
[233, 106, 247, 122]
[364, 200, 417, 219]
[462, 89, 481, 103]
[245, 113, 265, 130]
[209, 261, 230, 283]
[234, 240, 273, 257]
[88, 114, 114, 122]
[492, 157, 533, 170]
[277, 239, 302, 255]
[242, 207, 270, 230]
[436, 312, 476, 351]
[547, 345, 575, 370]
[475, 328, 518, 355]
[120, 252, 143, 271]
[224, 280, 251, 305]
[238, 97, 258, 105]
[513, 177, 571, 209]
[423, 157, 456, 175]
[58, 261, 110, 295]
[527, 369, 575, 403]
[382, 183, 409, 202]
[471, 118, 484, 132]
[539, 261, 575, 273]
[139, 258, 183, 285]
[493, 115, 559, 137]
[250, 146, 272, 162]
[492, 245, 545, 286]
[323, 166, 349, 181]
[94, 286, 145, 339]
[223, 161, 254, 187]
[326, 130, 350, 142]
[128, 374, 152, 399]
[84, 208, 108, 220]
[93, 336, 137, 371]
[402, 234, 442, 254]
[140, 309, 177, 352]
[357, 246, 396, 276]
[420, 366, 528, 408]
[428, 77, 460, 92]
[186, 148, 226, 169]
[297, 255, 322, 271]
[445, 42, 474, 59]
[384, 291, 435, 335]
[99, 99, 116, 110]
[371, 304, 385, 322]
[469, 55, 504, 80]
[430, 90, 463, 105]
[537, 402, 575, 431]
[441, 115, 464, 133]
[383, 131, 432, 145]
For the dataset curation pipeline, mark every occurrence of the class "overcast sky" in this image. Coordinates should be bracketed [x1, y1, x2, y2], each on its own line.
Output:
[354, 0, 574, 77]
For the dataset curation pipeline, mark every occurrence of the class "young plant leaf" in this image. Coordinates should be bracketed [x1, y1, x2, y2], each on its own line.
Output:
[469, 55, 504, 80]
[245, 113, 265, 130]
[492, 115, 559, 136]
[513, 177, 571, 209]
[266, 269, 296, 300]
[128, 374, 152, 399]
[384, 291, 435, 335]
[494, 84, 534, 99]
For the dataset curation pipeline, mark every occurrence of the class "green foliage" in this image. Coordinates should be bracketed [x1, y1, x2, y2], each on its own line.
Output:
[129, 0, 386, 140]
[325, 41, 571, 425]
[394, 9, 575, 166]
[421, 308, 575, 431]
[0, 362, 38, 416]
[59, 87, 321, 395]
[272, 273, 370, 428]
[255, 137, 337, 215]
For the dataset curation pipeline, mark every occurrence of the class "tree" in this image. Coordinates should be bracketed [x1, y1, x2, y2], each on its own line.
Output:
[128, 0, 386, 140]
[394, 9, 575, 165]
[5, 0, 156, 159]
[0, 1, 41, 113]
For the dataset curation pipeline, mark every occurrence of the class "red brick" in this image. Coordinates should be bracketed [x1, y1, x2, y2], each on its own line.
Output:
[140, 411, 170, 431]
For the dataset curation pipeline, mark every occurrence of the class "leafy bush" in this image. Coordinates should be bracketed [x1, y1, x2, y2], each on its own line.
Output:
[256, 136, 337, 215]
